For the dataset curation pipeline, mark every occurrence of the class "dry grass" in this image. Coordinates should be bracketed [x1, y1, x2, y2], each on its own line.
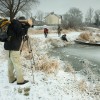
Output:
[61, 29, 74, 34]
[20, 35, 71, 74]
[95, 83, 100, 92]
[21, 37, 60, 74]
[21, 49, 59, 74]
[65, 63, 76, 80]
[36, 55, 59, 74]
[78, 80, 87, 92]
[77, 31, 100, 42]
[65, 63, 75, 73]
[96, 33, 100, 37]
[28, 29, 43, 34]
[21, 36, 73, 74]
[78, 31, 92, 41]
[95, 34, 100, 42]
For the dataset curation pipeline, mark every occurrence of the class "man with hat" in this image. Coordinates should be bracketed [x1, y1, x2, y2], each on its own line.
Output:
[4, 18, 33, 85]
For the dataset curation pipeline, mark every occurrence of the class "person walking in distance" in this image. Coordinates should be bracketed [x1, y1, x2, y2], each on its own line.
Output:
[44, 25, 48, 38]
[4, 18, 33, 85]
[57, 25, 62, 37]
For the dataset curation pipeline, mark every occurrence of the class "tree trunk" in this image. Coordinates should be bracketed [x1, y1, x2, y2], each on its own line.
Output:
[10, 15, 15, 21]
[10, 11, 15, 21]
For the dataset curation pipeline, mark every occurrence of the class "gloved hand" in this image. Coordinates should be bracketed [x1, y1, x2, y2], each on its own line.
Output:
[23, 35, 29, 41]
[25, 35, 29, 40]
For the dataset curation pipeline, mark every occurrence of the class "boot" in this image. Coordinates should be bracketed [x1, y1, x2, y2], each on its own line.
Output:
[17, 80, 29, 85]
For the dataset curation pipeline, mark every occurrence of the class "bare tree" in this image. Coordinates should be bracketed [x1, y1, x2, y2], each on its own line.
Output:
[36, 10, 44, 21]
[94, 10, 100, 27]
[0, 0, 39, 20]
[63, 7, 83, 29]
[85, 8, 94, 25]
[69, 7, 83, 28]
[62, 13, 70, 29]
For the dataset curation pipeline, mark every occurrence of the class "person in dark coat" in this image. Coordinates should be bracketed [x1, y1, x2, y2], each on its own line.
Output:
[57, 25, 62, 37]
[61, 34, 68, 41]
[4, 19, 32, 85]
[44, 27, 48, 38]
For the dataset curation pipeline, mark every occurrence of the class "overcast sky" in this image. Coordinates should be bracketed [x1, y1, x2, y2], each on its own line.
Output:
[32, 0, 100, 17]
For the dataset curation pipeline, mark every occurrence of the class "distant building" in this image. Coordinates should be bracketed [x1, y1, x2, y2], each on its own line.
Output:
[44, 12, 62, 25]
[32, 16, 46, 25]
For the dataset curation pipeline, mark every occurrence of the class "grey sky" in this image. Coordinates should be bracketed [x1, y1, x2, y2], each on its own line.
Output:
[32, 0, 100, 17]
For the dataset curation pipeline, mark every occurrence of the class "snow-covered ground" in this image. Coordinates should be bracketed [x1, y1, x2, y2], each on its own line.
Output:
[0, 31, 100, 100]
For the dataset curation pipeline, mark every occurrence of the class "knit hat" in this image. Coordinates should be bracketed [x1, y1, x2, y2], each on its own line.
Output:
[27, 19, 33, 26]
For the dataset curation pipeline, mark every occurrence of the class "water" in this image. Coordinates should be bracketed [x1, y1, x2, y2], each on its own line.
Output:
[49, 44, 100, 81]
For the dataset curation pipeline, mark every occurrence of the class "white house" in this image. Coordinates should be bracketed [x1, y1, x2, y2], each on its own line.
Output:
[44, 12, 62, 25]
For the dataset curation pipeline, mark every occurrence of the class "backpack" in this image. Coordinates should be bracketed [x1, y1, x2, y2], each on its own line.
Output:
[0, 19, 25, 42]
[0, 19, 30, 42]
[0, 19, 10, 42]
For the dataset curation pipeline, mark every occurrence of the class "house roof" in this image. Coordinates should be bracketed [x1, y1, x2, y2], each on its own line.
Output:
[44, 12, 61, 19]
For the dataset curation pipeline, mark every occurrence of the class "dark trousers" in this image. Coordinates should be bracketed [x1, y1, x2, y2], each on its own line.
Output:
[44, 33, 48, 38]
[58, 31, 61, 37]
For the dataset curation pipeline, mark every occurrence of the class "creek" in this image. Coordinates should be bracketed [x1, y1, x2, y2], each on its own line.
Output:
[49, 43, 100, 81]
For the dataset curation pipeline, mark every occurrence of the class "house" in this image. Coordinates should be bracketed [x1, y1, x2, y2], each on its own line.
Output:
[44, 12, 62, 25]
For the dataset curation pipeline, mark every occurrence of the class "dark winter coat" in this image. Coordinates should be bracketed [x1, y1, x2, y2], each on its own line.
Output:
[61, 34, 68, 41]
[58, 26, 62, 33]
[4, 19, 30, 51]
[44, 28, 48, 33]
